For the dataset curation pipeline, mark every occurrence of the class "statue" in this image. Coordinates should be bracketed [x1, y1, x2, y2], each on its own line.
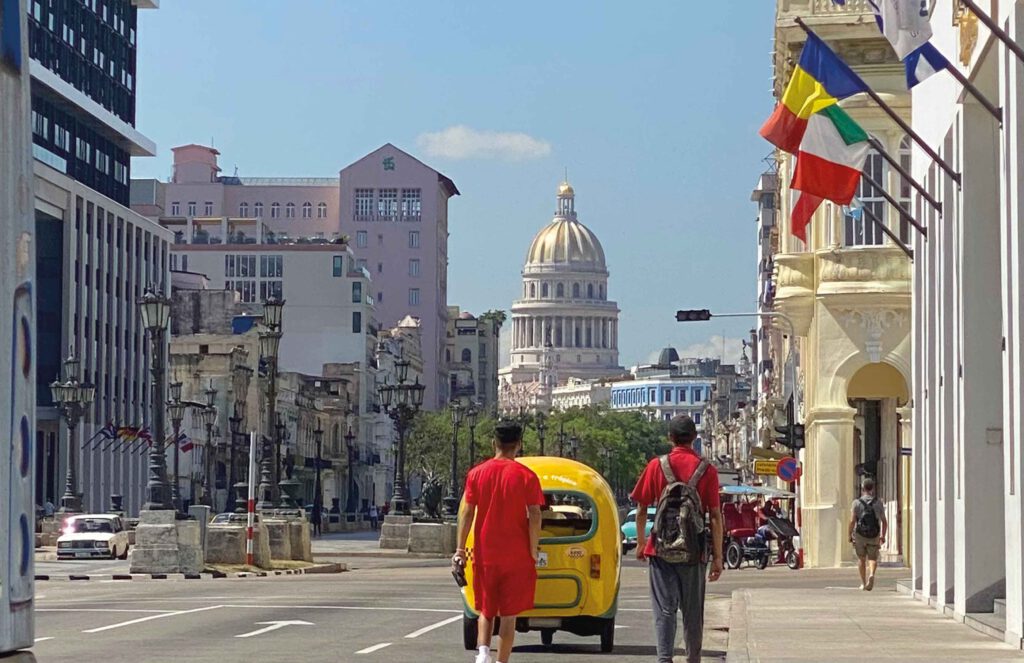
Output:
[284, 449, 295, 480]
[421, 474, 444, 520]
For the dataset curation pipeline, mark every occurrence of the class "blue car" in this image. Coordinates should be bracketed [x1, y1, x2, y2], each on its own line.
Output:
[620, 507, 657, 554]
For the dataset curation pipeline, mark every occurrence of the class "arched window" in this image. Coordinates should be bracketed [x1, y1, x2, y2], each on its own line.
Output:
[317, 202, 328, 219]
[270, 202, 280, 218]
[302, 202, 313, 218]
[599, 285, 605, 300]
[556, 283, 565, 298]
[445, 349, 451, 363]
[239, 202, 249, 217]
[587, 283, 594, 299]
[529, 283, 536, 298]
[253, 202, 263, 218]
[461, 348, 472, 363]
[847, 137, 886, 247]
[286, 202, 295, 218]
[542, 283, 549, 297]
[572, 283, 581, 298]
[898, 136, 912, 243]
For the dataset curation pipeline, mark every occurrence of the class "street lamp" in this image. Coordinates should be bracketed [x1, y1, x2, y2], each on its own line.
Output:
[557, 420, 566, 457]
[275, 413, 287, 507]
[444, 401, 464, 517]
[138, 286, 172, 510]
[257, 296, 285, 511]
[345, 427, 357, 513]
[378, 347, 425, 515]
[466, 404, 479, 468]
[313, 425, 324, 531]
[199, 394, 217, 508]
[570, 431, 580, 460]
[167, 382, 188, 514]
[50, 351, 95, 513]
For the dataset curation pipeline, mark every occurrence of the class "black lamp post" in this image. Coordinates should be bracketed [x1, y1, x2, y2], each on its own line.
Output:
[257, 296, 284, 511]
[570, 431, 580, 460]
[227, 412, 242, 513]
[345, 427, 357, 513]
[199, 385, 217, 508]
[313, 425, 324, 526]
[275, 413, 287, 507]
[378, 350, 425, 516]
[167, 381, 188, 514]
[51, 351, 95, 513]
[557, 420, 566, 457]
[444, 401, 464, 517]
[466, 404, 479, 469]
[138, 286, 172, 511]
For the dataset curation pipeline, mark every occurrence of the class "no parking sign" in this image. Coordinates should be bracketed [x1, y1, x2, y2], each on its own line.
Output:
[777, 456, 800, 482]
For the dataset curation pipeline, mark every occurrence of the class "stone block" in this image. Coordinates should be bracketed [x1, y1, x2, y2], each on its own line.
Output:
[408, 522, 458, 554]
[130, 510, 205, 574]
[265, 519, 291, 561]
[205, 523, 272, 568]
[288, 519, 312, 562]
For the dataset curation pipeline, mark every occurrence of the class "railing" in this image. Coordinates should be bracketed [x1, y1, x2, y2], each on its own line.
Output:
[780, 0, 873, 16]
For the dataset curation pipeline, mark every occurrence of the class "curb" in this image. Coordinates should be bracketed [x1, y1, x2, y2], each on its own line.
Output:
[725, 588, 753, 663]
[35, 563, 346, 582]
[313, 551, 448, 560]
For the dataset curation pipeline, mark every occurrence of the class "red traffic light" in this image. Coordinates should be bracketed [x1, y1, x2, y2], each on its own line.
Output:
[675, 309, 712, 322]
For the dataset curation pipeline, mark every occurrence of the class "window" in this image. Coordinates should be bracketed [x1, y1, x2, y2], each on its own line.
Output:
[271, 203, 280, 218]
[356, 231, 368, 248]
[664, 389, 672, 402]
[378, 233, 384, 246]
[846, 150, 885, 247]
[260, 255, 283, 278]
[302, 202, 312, 218]
[286, 202, 295, 218]
[649, 389, 656, 403]
[529, 283, 536, 298]
[355, 189, 374, 218]
[587, 283, 594, 299]
[898, 136, 912, 243]
[204, 202, 213, 216]
[599, 285, 605, 300]
[352, 281, 362, 303]
[408, 230, 420, 248]
[557, 283, 565, 298]
[259, 281, 283, 301]
[239, 202, 249, 217]
[461, 348, 472, 363]
[401, 189, 421, 218]
[171, 202, 180, 216]
[356, 258, 368, 271]
[378, 189, 398, 218]
[254, 202, 263, 218]
[352, 311, 362, 333]
[542, 283, 549, 297]
[332, 255, 344, 277]
[694, 413, 702, 425]
[317, 202, 328, 218]
[409, 288, 421, 306]
[187, 202, 196, 216]
[409, 258, 420, 277]
[377, 291, 383, 302]
[692, 388, 702, 402]
[377, 262, 383, 273]
[227, 279, 257, 303]
[678, 388, 687, 402]
[573, 283, 581, 298]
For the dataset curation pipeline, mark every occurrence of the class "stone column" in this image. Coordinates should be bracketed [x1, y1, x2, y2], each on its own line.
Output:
[802, 405, 857, 567]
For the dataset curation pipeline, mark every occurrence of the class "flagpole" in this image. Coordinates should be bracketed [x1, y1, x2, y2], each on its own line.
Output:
[860, 203, 915, 259]
[868, 138, 943, 213]
[85, 428, 111, 451]
[794, 17, 962, 185]
[860, 171, 928, 238]
[960, 0, 1024, 67]
[939, 53, 1003, 123]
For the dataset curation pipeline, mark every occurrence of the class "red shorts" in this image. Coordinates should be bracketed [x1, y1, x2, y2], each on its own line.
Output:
[473, 562, 537, 619]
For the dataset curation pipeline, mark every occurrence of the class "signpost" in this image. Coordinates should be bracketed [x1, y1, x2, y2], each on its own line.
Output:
[754, 460, 779, 476]
[777, 456, 800, 482]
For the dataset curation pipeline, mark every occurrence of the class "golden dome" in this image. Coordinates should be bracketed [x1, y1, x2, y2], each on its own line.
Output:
[526, 218, 606, 270]
[557, 181, 575, 197]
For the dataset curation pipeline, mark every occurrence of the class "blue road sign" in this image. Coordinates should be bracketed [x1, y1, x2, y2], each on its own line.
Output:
[777, 456, 799, 482]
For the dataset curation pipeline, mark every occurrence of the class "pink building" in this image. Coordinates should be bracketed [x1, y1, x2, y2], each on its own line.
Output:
[151, 143, 458, 409]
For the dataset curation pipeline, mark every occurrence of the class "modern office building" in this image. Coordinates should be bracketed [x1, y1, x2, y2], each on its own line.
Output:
[31, 0, 167, 517]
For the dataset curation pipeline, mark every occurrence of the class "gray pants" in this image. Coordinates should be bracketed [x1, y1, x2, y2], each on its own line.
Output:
[649, 556, 707, 663]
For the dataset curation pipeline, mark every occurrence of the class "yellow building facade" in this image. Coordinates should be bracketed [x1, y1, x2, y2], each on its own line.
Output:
[769, 0, 913, 567]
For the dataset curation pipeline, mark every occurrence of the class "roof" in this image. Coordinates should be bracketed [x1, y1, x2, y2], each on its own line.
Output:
[348, 143, 460, 197]
[171, 143, 220, 155]
[222, 177, 340, 187]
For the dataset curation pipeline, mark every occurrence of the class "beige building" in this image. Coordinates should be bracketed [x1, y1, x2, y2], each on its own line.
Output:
[767, 0, 913, 567]
[551, 377, 612, 411]
[445, 307, 502, 410]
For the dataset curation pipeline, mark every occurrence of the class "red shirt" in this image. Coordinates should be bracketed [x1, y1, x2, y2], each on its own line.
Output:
[464, 458, 546, 567]
[630, 445, 720, 558]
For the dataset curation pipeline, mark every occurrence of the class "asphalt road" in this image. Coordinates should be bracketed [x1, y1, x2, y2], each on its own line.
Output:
[26, 558, 904, 663]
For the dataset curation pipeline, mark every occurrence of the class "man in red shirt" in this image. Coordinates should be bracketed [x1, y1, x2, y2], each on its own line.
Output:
[454, 421, 544, 663]
[632, 415, 723, 663]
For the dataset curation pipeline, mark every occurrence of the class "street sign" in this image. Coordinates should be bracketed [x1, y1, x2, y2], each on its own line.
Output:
[777, 456, 799, 482]
[753, 460, 779, 476]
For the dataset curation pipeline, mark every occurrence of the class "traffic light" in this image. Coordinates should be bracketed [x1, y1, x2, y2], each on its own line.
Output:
[791, 423, 805, 450]
[676, 309, 712, 322]
[773, 397, 806, 451]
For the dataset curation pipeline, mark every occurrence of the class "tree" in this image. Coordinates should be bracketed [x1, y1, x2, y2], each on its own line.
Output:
[480, 309, 507, 326]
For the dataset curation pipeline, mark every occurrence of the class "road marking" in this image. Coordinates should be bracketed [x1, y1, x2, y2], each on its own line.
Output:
[235, 620, 314, 638]
[222, 604, 461, 614]
[39, 608, 174, 614]
[355, 643, 392, 654]
[404, 615, 462, 638]
[34, 637, 54, 643]
[82, 604, 223, 633]
[615, 625, 630, 629]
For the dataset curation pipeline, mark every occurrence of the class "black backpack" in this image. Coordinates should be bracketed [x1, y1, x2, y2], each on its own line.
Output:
[855, 496, 881, 538]
[651, 456, 709, 565]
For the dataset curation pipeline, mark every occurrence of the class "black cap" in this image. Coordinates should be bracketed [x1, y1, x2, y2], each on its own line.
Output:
[669, 415, 697, 442]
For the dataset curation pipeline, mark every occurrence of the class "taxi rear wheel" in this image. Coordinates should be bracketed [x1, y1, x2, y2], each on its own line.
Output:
[600, 618, 615, 653]
[462, 615, 477, 650]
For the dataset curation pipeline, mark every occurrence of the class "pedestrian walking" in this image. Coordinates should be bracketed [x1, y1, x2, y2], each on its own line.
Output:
[369, 504, 379, 530]
[453, 421, 544, 663]
[631, 415, 723, 663]
[311, 502, 322, 538]
[849, 476, 887, 591]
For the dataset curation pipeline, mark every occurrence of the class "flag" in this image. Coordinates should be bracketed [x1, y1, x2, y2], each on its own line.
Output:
[791, 104, 871, 205]
[138, 427, 152, 441]
[791, 192, 825, 243]
[760, 32, 868, 153]
[905, 41, 952, 88]
[98, 422, 117, 440]
[177, 432, 194, 453]
[832, 0, 932, 59]
[117, 426, 139, 442]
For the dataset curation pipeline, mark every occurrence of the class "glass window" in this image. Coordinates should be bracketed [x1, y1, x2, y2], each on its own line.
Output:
[260, 255, 282, 278]
[378, 189, 398, 218]
[332, 255, 343, 277]
[692, 388, 702, 402]
[317, 202, 328, 219]
[846, 150, 885, 247]
[254, 202, 264, 218]
[664, 389, 672, 402]
[587, 284, 594, 299]
[401, 189, 421, 218]
[408, 230, 420, 248]
[678, 388, 687, 402]
[409, 258, 420, 277]
[356, 231, 368, 248]
[462, 348, 472, 362]
[542, 283, 549, 297]
[356, 258, 368, 271]
[352, 311, 362, 333]
[239, 202, 249, 217]
[271, 203, 280, 218]
[694, 412, 702, 425]
[409, 288, 420, 306]
[557, 283, 564, 297]
[898, 136, 912, 243]
[352, 281, 362, 303]
[187, 202, 196, 216]
[260, 281, 283, 301]
[573, 283, 580, 298]
[355, 189, 374, 218]
[171, 202, 180, 216]
[302, 202, 312, 218]
[286, 202, 295, 218]
[204, 202, 213, 216]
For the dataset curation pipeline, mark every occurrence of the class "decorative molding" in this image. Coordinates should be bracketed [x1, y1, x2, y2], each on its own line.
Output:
[819, 249, 911, 284]
[954, 1, 979, 66]
[837, 308, 908, 363]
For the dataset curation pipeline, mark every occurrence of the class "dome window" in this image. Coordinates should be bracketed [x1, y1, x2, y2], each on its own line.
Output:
[530, 283, 536, 298]
[542, 283, 549, 298]
[557, 283, 565, 298]
[573, 283, 581, 298]
[588, 284, 594, 299]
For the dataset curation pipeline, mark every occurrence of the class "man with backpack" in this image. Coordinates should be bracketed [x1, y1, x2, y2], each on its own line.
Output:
[631, 415, 723, 663]
[848, 476, 887, 591]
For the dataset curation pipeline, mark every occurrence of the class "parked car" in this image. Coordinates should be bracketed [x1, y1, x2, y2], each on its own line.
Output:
[56, 514, 129, 560]
[210, 513, 262, 525]
[620, 507, 656, 554]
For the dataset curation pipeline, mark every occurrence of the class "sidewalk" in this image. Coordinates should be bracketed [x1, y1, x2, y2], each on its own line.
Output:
[727, 586, 1024, 662]
[311, 529, 445, 559]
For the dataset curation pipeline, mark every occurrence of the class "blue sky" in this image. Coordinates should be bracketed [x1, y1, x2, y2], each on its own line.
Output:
[133, 2, 776, 367]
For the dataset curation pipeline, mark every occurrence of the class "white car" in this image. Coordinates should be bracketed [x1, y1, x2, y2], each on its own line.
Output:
[56, 514, 130, 560]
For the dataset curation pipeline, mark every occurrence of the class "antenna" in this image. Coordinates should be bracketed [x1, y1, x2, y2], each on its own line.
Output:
[563, 166, 568, 182]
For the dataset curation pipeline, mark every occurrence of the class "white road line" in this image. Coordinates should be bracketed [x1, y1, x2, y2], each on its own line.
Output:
[235, 620, 314, 638]
[221, 604, 461, 614]
[82, 604, 223, 633]
[34, 637, 54, 643]
[355, 643, 392, 654]
[39, 608, 174, 614]
[404, 615, 462, 639]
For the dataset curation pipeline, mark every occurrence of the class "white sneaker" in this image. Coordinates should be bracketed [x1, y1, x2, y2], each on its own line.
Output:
[859, 583, 865, 590]
[474, 648, 492, 663]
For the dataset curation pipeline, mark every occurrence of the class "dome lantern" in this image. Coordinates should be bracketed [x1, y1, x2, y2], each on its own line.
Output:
[556, 180, 576, 219]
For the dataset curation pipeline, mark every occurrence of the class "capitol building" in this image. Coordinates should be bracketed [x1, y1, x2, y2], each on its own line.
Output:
[499, 181, 622, 411]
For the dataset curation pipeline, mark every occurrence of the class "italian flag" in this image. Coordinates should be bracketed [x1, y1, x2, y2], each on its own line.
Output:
[790, 104, 869, 242]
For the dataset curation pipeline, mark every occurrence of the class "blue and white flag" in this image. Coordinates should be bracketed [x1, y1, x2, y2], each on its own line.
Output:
[905, 41, 953, 88]
[833, 0, 932, 59]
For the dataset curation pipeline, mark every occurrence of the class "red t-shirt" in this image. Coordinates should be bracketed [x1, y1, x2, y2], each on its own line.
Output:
[464, 458, 546, 567]
[630, 445, 721, 558]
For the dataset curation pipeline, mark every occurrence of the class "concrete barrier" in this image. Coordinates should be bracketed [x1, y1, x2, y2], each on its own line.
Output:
[380, 515, 414, 550]
[130, 510, 204, 574]
[288, 518, 312, 562]
[407, 522, 457, 555]
[205, 523, 272, 568]
[264, 519, 292, 561]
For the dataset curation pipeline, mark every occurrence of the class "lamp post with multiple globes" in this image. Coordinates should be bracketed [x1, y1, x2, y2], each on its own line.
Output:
[377, 349, 425, 516]
[50, 351, 95, 514]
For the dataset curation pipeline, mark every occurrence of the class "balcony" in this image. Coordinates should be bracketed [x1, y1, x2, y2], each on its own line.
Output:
[817, 246, 911, 299]
[779, 0, 873, 17]
[772, 253, 815, 336]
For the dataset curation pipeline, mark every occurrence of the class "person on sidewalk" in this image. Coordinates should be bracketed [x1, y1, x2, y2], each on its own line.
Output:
[453, 421, 544, 663]
[632, 415, 724, 663]
[369, 504, 379, 530]
[849, 476, 887, 591]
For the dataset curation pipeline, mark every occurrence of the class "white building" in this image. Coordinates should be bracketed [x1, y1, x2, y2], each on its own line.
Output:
[908, 0, 1024, 647]
[551, 378, 612, 411]
[610, 352, 718, 428]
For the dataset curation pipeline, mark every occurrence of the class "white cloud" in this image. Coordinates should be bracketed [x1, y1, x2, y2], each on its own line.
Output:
[416, 125, 552, 161]
[671, 336, 747, 365]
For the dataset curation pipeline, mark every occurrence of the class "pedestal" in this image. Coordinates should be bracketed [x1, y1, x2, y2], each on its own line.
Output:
[129, 509, 204, 574]
[264, 519, 292, 561]
[379, 514, 414, 550]
[206, 521, 272, 568]
[287, 516, 312, 562]
[408, 522, 457, 555]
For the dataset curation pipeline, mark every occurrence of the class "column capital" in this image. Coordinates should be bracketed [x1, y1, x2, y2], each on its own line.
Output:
[805, 405, 857, 426]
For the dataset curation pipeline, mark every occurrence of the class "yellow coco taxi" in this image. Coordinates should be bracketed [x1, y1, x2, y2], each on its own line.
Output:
[460, 456, 621, 653]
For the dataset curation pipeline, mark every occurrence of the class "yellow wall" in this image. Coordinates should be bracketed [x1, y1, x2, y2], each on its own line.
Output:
[847, 362, 909, 405]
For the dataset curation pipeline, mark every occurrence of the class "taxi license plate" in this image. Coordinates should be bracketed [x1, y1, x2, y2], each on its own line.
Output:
[535, 551, 548, 569]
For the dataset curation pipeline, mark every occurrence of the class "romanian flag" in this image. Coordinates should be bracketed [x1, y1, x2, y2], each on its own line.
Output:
[760, 32, 868, 154]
